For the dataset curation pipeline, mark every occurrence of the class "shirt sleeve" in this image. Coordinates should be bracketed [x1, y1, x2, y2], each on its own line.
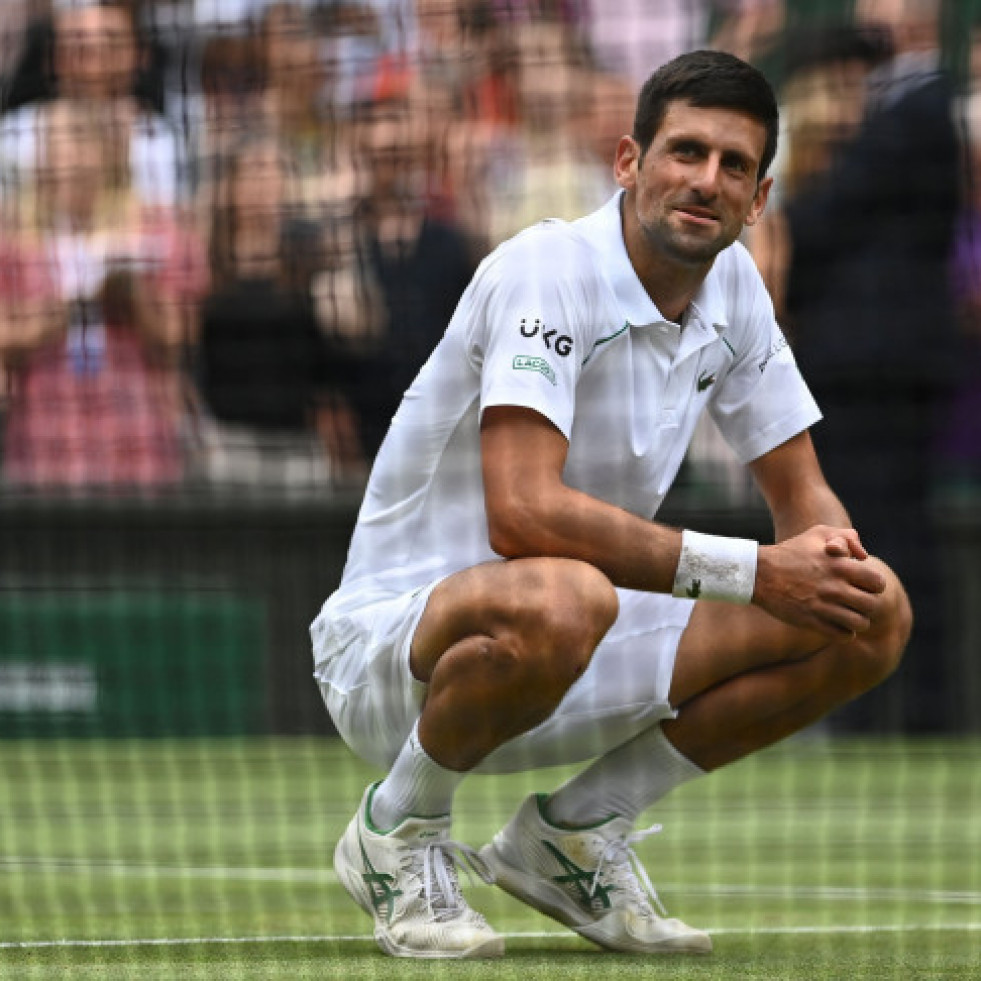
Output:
[709, 271, 822, 464]
[465, 226, 590, 441]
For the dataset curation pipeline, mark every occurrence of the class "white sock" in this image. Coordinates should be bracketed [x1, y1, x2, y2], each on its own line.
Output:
[369, 721, 466, 831]
[546, 724, 704, 827]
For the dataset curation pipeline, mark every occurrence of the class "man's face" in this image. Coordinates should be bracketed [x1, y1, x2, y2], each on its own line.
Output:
[361, 113, 420, 196]
[616, 101, 772, 267]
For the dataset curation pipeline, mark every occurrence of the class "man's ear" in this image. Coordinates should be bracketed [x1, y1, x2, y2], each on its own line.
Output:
[744, 175, 774, 227]
[614, 135, 641, 191]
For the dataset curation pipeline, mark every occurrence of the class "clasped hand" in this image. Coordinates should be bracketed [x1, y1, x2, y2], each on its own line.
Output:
[754, 525, 886, 638]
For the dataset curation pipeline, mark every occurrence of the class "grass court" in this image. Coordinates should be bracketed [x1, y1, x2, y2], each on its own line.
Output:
[0, 735, 978, 979]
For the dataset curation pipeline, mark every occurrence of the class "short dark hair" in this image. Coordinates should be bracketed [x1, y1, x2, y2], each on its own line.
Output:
[633, 50, 780, 180]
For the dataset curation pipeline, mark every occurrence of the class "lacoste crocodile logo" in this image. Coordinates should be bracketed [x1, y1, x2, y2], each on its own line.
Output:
[697, 371, 716, 392]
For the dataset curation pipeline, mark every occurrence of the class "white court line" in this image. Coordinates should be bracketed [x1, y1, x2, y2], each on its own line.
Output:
[4, 858, 981, 906]
[3, 923, 981, 951]
[0, 858, 333, 884]
[4, 859, 981, 906]
[679, 884, 981, 905]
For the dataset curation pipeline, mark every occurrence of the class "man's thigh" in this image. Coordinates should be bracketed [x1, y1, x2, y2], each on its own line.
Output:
[671, 554, 909, 707]
[316, 564, 692, 773]
[315, 557, 600, 769]
[670, 600, 828, 707]
[473, 587, 697, 773]
[410, 555, 617, 682]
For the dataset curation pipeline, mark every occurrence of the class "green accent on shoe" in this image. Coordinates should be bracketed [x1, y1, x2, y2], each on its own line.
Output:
[363, 782, 388, 835]
[358, 830, 404, 924]
[541, 840, 617, 913]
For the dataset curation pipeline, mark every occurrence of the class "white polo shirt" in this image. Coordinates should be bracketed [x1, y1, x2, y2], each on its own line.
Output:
[329, 191, 821, 608]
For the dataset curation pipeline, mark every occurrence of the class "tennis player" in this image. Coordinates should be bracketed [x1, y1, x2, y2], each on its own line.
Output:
[312, 49, 911, 959]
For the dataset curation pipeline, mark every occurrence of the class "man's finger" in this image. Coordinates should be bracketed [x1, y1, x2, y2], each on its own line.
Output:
[838, 560, 886, 594]
[841, 529, 869, 560]
[825, 535, 851, 557]
[825, 530, 867, 560]
[815, 602, 872, 637]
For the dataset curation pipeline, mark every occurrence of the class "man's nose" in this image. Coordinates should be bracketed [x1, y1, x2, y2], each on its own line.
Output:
[689, 156, 722, 197]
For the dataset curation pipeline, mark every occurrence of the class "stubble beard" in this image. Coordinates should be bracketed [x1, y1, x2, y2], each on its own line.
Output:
[639, 215, 725, 268]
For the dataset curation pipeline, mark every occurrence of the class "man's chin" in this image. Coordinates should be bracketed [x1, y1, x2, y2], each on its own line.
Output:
[665, 237, 724, 266]
[640, 222, 728, 266]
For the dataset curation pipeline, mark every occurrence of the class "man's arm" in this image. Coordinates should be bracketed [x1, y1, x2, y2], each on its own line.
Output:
[482, 407, 884, 636]
[748, 429, 851, 543]
[481, 405, 684, 594]
[748, 429, 885, 634]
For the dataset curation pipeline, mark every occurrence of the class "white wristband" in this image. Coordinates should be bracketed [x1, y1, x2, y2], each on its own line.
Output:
[671, 530, 758, 604]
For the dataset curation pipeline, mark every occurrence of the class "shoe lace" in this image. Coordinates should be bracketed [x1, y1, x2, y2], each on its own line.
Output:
[590, 823, 669, 917]
[407, 840, 496, 923]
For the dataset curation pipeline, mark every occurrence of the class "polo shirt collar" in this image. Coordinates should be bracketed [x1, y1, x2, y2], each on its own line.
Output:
[586, 191, 664, 327]
[689, 268, 729, 334]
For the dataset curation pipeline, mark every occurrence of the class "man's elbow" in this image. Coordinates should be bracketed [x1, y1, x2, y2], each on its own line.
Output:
[486, 500, 546, 559]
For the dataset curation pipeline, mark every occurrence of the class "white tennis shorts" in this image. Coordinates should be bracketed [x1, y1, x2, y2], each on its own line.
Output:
[311, 580, 695, 773]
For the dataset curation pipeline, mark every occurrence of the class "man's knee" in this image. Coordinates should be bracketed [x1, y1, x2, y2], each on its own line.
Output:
[505, 558, 619, 690]
[557, 558, 620, 646]
[847, 559, 913, 691]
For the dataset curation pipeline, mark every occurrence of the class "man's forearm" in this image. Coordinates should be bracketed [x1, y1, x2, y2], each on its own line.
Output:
[489, 481, 685, 594]
[769, 481, 852, 544]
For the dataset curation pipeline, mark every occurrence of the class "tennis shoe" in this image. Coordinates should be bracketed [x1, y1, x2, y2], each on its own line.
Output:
[479, 793, 711, 954]
[334, 783, 504, 959]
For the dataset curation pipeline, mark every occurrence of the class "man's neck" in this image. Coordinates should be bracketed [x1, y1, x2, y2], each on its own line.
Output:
[618, 191, 712, 323]
[627, 236, 709, 325]
[646, 274, 698, 325]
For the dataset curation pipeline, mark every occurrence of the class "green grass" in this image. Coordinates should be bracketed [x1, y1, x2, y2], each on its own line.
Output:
[0, 736, 979, 979]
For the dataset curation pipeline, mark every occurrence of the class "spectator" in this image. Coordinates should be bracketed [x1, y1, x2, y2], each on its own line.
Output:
[583, 0, 707, 89]
[259, 2, 336, 184]
[0, 98, 203, 490]
[481, 17, 616, 248]
[747, 23, 887, 314]
[319, 0, 388, 119]
[782, 0, 962, 732]
[369, 0, 510, 247]
[407, 2, 518, 252]
[193, 134, 364, 487]
[0, 0, 35, 108]
[0, 0, 183, 212]
[938, 82, 981, 493]
[709, 0, 785, 66]
[343, 98, 475, 457]
[186, 30, 265, 202]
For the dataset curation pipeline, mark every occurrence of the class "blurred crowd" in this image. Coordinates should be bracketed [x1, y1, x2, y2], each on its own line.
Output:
[0, 0, 976, 504]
